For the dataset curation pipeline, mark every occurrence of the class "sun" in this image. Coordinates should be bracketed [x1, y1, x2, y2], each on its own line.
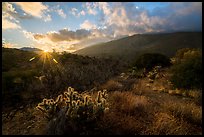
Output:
[43, 49, 48, 53]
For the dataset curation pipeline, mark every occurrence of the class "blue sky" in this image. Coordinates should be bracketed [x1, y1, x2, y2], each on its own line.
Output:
[2, 2, 202, 52]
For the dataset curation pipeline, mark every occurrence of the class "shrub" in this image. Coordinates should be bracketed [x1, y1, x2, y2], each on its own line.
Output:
[149, 112, 190, 135]
[170, 48, 202, 89]
[101, 80, 123, 91]
[172, 48, 202, 64]
[146, 66, 162, 80]
[110, 91, 149, 116]
[163, 101, 202, 127]
[129, 67, 146, 78]
[133, 53, 171, 71]
[36, 87, 109, 135]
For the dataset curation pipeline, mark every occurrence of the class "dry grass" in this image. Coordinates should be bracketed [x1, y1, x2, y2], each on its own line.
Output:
[93, 91, 153, 135]
[2, 106, 47, 135]
[146, 112, 190, 135]
[97, 91, 156, 135]
[101, 80, 123, 91]
[109, 91, 149, 116]
[187, 90, 202, 99]
[164, 89, 202, 106]
[163, 101, 202, 126]
[99, 69, 202, 135]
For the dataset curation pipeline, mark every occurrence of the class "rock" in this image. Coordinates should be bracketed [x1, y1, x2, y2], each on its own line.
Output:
[20, 106, 24, 109]
[9, 111, 15, 116]
[155, 74, 160, 79]
[159, 87, 165, 90]
[149, 79, 154, 83]
[168, 90, 174, 94]
[27, 126, 32, 129]
[153, 88, 158, 91]
[146, 83, 151, 87]
[120, 73, 125, 78]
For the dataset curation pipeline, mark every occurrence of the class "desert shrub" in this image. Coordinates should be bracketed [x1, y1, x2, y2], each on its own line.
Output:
[39, 52, 126, 94]
[2, 69, 39, 108]
[2, 49, 126, 109]
[163, 101, 202, 127]
[170, 48, 202, 89]
[36, 87, 109, 135]
[129, 67, 146, 78]
[172, 48, 202, 64]
[133, 53, 171, 71]
[146, 66, 162, 80]
[2, 69, 38, 92]
[149, 112, 190, 135]
[109, 91, 149, 116]
[101, 80, 123, 91]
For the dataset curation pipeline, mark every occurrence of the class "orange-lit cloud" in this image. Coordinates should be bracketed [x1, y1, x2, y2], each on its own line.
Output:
[80, 20, 97, 30]
[2, 2, 21, 30]
[2, 16, 21, 30]
[12, 2, 48, 18]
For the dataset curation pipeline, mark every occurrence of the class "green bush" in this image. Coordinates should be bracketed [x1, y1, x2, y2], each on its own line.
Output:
[172, 48, 202, 64]
[170, 48, 202, 89]
[134, 53, 171, 71]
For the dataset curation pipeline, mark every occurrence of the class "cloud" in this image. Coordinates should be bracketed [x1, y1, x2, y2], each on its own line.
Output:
[97, 2, 111, 15]
[84, 3, 98, 15]
[2, 41, 18, 48]
[6, 2, 202, 52]
[33, 34, 46, 40]
[94, 2, 202, 38]
[148, 2, 202, 32]
[2, 2, 21, 30]
[2, 17, 21, 30]
[43, 14, 52, 22]
[12, 2, 48, 18]
[2, 2, 16, 13]
[51, 5, 67, 18]
[56, 9, 66, 18]
[3, 2, 33, 20]
[70, 8, 78, 16]
[70, 8, 85, 17]
[79, 10, 86, 16]
[170, 2, 202, 16]
[66, 44, 81, 52]
[29, 28, 91, 43]
[80, 20, 97, 30]
[23, 27, 112, 52]
[3, 2, 51, 24]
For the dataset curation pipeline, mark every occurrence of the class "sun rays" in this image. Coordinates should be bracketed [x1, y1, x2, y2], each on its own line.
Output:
[29, 51, 59, 71]
[43, 49, 49, 53]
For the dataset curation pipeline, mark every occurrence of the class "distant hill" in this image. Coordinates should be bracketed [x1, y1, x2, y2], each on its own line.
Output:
[20, 47, 42, 52]
[2, 47, 39, 72]
[74, 32, 202, 63]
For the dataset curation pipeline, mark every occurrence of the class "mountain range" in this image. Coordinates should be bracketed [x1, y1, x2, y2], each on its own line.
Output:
[20, 47, 42, 52]
[74, 32, 202, 63]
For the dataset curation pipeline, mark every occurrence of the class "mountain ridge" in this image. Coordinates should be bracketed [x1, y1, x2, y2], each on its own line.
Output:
[20, 47, 43, 52]
[74, 32, 202, 63]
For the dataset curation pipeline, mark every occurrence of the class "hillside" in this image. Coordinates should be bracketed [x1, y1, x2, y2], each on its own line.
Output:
[74, 32, 202, 63]
[2, 48, 127, 110]
[20, 47, 42, 52]
[2, 47, 40, 72]
[2, 67, 202, 135]
[2, 46, 202, 135]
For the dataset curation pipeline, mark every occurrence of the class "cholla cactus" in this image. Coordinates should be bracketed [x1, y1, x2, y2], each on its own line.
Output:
[36, 87, 109, 123]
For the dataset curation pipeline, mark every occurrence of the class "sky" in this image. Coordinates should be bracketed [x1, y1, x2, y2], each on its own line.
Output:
[2, 2, 202, 52]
